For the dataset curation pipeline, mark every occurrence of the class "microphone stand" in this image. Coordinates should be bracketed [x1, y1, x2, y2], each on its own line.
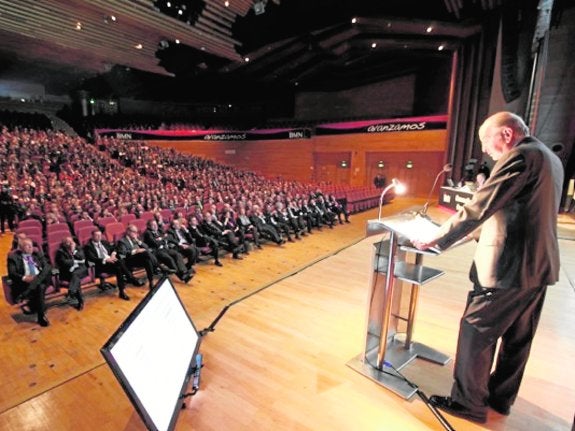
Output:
[420, 165, 451, 216]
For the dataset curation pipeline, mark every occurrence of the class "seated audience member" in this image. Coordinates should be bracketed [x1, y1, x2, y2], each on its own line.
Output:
[236, 206, 262, 249]
[327, 194, 350, 224]
[249, 205, 284, 245]
[166, 219, 199, 272]
[221, 209, 250, 254]
[187, 216, 223, 267]
[55, 236, 87, 310]
[143, 219, 193, 283]
[309, 197, 335, 228]
[7, 238, 52, 327]
[201, 210, 244, 259]
[84, 229, 135, 300]
[300, 198, 322, 232]
[116, 224, 157, 290]
[286, 200, 309, 235]
[265, 203, 296, 242]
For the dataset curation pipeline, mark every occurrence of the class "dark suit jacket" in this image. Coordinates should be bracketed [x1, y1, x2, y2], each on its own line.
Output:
[143, 228, 170, 250]
[55, 246, 87, 281]
[166, 227, 195, 247]
[7, 249, 52, 293]
[84, 240, 117, 274]
[434, 136, 563, 289]
[116, 236, 152, 259]
[188, 225, 214, 247]
[200, 220, 224, 238]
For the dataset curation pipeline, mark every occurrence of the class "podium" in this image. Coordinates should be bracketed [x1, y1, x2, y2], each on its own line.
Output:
[347, 212, 451, 399]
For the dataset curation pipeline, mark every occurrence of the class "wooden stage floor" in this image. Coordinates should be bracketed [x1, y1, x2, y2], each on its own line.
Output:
[0, 198, 574, 431]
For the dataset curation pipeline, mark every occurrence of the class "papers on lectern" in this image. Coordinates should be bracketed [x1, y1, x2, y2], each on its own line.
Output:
[379, 213, 443, 254]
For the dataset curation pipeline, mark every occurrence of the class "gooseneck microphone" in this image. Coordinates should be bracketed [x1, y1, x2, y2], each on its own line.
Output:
[378, 178, 402, 220]
[420, 163, 452, 216]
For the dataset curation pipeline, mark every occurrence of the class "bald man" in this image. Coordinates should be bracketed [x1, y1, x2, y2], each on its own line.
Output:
[414, 112, 564, 423]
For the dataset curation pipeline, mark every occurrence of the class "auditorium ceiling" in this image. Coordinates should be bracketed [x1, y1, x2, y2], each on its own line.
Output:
[0, 0, 524, 97]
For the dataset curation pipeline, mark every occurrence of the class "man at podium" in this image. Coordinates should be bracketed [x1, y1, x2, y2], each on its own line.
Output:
[413, 112, 564, 424]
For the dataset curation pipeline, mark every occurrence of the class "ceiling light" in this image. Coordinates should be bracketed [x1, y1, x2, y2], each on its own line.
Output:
[75, 22, 82, 30]
[253, 0, 266, 15]
[175, 39, 180, 44]
[371, 42, 377, 48]
[244, 57, 250, 62]
[426, 26, 433, 33]
[351, 17, 357, 24]
[224, 0, 229, 6]
[438, 44, 445, 51]
[135, 43, 143, 49]
[167, 1, 171, 7]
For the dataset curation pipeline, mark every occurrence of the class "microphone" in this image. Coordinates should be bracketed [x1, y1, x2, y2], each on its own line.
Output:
[378, 178, 404, 220]
[420, 163, 452, 216]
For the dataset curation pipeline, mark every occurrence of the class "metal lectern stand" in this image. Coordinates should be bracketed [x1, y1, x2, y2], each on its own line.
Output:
[347, 214, 451, 399]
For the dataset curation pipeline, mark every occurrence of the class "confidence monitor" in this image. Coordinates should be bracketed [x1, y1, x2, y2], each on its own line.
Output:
[101, 277, 201, 431]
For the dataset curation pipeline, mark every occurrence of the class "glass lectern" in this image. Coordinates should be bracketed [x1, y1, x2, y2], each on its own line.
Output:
[347, 212, 451, 399]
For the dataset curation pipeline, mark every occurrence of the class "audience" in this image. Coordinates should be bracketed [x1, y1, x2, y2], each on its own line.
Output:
[0, 120, 370, 326]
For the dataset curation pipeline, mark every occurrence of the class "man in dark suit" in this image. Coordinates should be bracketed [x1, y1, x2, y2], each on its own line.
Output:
[84, 228, 136, 300]
[116, 224, 157, 291]
[249, 205, 284, 245]
[188, 216, 223, 266]
[166, 219, 199, 271]
[200, 211, 244, 259]
[414, 112, 564, 423]
[55, 236, 87, 310]
[143, 219, 193, 283]
[7, 238, 52, 326]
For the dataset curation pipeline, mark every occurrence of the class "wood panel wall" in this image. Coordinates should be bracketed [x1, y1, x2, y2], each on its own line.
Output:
[149, 129, 449, 197]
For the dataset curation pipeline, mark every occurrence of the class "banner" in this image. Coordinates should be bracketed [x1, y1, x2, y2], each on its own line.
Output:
[96, 128, 311, 141]
[96, 115, 447, 141]
[315, 115, 448, 135]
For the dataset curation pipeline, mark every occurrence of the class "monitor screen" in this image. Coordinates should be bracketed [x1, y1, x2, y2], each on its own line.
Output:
[101, 277, 201, 431]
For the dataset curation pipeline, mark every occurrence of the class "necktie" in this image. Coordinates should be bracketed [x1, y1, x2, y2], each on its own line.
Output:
[25, 255, 38, 276]
[98, 242, 108, 259]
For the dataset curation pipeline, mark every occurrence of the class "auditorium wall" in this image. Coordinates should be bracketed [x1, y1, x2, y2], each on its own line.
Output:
[294, 75, 416, 121]
[150, 128, 448, 197]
